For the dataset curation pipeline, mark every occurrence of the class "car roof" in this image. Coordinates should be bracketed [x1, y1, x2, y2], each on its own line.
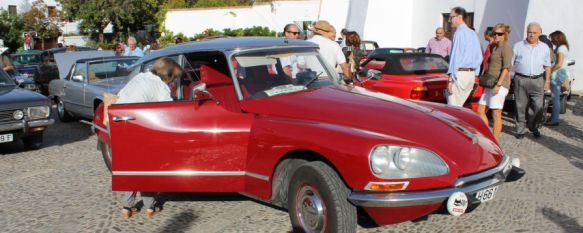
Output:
[134, 37, 318, 65]
[75, 56, 139, 63]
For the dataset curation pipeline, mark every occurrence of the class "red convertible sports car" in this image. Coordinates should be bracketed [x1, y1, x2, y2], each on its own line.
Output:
[93, 37, 523, 232]
[357, 53, 483, 110]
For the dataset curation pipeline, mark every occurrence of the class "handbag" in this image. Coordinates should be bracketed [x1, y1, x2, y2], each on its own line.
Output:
[479, 73, 498, 88]
[561, 77, 571, 92]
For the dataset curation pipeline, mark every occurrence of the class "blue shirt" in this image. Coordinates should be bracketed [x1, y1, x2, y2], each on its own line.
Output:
[512, 40, 551, 76]
[124, 47, 144, 57]
[447, 24, 483, 79]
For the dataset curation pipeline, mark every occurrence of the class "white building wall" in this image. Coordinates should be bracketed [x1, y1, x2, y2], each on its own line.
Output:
[319, 0, 350, 38]
[0, 0, 59, 14]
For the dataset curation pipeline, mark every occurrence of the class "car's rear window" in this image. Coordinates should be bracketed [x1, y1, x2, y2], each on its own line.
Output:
[399, 56, 448, 72]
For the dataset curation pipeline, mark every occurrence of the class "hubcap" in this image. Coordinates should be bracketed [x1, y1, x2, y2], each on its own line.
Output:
[295, 184, 326, 233]
[57, 100, 64, 117]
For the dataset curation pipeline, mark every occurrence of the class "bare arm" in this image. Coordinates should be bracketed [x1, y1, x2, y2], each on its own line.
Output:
[339, 63, 352, 82]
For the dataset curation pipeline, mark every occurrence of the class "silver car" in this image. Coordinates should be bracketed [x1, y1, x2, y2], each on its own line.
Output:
[49, 55, 138, 122]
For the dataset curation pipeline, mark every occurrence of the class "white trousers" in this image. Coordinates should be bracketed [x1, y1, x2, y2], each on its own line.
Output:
[447, 71, 475, 107]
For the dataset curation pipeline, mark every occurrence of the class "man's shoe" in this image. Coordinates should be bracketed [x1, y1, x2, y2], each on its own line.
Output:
[533, 130, 541, 138]
[544, 121, 559, 126]
[515, 134, 525, 139]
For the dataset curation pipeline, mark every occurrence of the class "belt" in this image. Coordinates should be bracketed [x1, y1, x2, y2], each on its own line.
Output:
[516, 73, 543, 79]
[458, 68, 475, 71]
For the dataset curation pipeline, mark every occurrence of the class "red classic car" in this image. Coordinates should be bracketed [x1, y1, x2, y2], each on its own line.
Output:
[93, 37, 523, 232]
[357, 53, 483, 110]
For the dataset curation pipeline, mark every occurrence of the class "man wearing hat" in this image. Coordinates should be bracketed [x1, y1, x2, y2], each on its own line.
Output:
[308, 20, 352, 82]
[0, 47, 15, 73]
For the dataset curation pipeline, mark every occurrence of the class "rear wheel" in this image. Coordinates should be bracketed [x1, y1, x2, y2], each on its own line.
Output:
[56, 97, 74, 122]
[23, 133, 43, 150]
[288, 161, 356, 233]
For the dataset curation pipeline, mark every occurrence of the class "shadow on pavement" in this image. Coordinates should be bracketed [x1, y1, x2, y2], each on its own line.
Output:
[157, 210, 199, 233]
[540, 207, 583, 233]
[531, 133, 583, 171]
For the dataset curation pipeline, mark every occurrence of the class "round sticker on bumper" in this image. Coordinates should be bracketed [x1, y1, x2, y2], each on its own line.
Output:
[446, 192, 468, 216]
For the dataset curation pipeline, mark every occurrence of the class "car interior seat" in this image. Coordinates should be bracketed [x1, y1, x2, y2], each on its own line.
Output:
[199, 64, 240, 112]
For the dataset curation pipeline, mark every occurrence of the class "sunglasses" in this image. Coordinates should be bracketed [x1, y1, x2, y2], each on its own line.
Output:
[286, 31, 300, 35]
[494, 32, 505, 36]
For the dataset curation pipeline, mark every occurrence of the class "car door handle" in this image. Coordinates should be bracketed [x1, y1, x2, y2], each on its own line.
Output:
[112, 116, 136, 122]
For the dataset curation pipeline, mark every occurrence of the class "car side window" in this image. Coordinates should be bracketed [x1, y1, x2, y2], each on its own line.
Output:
[72, 63, 86, 81]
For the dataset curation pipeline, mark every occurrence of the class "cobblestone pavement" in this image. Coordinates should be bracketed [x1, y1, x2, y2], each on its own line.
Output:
[1, 97, 582, 233]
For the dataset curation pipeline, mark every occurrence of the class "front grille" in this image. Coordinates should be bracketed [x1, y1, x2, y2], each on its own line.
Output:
[0, 109, 25, 124]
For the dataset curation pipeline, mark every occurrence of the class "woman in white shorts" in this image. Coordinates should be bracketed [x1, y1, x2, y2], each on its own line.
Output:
[477, 23, 513, 142]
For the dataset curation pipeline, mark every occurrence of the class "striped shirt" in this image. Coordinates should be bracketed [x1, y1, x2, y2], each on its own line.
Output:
[426, 37, 452, 58]
[512, 40, 551, 76]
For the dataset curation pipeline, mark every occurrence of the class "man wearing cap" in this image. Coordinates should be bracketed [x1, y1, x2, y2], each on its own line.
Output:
[0, 47, 15, 74]
[446, 7, 482, 107]
[308, 20, 352, 82]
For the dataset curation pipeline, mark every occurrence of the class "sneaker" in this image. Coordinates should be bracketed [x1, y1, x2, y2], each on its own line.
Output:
[533, 130, 541, 138]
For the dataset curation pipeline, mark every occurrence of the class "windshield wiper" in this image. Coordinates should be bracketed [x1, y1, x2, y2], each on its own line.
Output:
[304, 72, 323, 88]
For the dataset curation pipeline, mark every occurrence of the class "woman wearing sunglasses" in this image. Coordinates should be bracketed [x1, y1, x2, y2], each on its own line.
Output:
[476, 23, 513, 142]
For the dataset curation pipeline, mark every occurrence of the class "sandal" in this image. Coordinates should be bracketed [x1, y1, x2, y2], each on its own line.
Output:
[145, 207, 161, 219]
[121, 207, 132, 220]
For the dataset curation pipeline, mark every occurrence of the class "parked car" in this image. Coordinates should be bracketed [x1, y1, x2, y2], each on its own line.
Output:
[357, 53, 483, 110]
[93, 37, 523, 232]
[0, 69, 53, 150]
[10, 50, 48, 78]
[49, 54, 138, 122]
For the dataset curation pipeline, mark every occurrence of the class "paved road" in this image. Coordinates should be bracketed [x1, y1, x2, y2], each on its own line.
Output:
[1, 97, 582, 233]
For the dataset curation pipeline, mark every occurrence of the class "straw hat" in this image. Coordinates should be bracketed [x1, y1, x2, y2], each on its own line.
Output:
[310, 20, 334, 38]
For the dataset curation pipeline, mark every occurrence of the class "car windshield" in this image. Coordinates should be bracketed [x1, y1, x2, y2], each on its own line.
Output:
[400, 56, 449, 72]
[0, 70, 16, 86]
[11, 54, 42, 65]
[232, 50, 338, 99]
[87, 58, 138, 82]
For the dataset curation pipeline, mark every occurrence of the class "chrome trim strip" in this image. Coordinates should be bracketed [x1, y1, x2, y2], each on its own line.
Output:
[246, 172, 270, 181]
[113, 171, 246, 176]
[0, 119, 54, 131]
[349, 156, 511, 208]
[92, 123, 109, 135]
[112, 170, 270, 181]
[28, 119, 54, 127]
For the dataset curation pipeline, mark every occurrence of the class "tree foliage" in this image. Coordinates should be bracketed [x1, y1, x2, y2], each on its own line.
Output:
[23, 0, 62, 50]
[0, 10, 25, 51]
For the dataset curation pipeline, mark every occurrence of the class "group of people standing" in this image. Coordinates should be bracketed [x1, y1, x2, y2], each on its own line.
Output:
[428, 6, 571, 142]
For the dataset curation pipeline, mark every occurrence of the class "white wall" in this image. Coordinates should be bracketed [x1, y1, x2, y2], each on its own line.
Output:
[165, 1, 319, 38]
[319, 0, 350, 39]
[0, 0, 59, 14]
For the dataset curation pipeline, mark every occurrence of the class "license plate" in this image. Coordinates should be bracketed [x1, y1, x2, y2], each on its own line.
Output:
[0, 134, 14, 143]
[475, 186, 498, 202]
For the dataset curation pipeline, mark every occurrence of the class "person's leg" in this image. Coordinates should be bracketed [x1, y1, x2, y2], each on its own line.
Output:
[492, 109, 502, 141]
[121, 192, 137, 219]
[527, 78, 544, 132]
[477, 104, 489, 125]
[550, 73, 562, 123]
[514, 77, 528, 135]
[140, 192, 157, 210]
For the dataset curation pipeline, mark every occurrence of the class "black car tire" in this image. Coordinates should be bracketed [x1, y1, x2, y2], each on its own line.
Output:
[288, 161, 357, 233]
[56, 97, 74, 122]
[560, 95, 567, 114]
[23, 133, 43, 150]
[100, 141, 113, 172]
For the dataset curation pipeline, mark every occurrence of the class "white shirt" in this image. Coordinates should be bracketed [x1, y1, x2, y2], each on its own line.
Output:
[307, 35, 346, 72]
[280, 55, 299, 78]
[117, 72, 172, 104]
[512, 40, 551, 76]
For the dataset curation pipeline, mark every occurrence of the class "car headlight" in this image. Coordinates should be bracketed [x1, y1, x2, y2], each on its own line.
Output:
[13, 110, 24, 120]
[27, 106, 50, 120]
[369, 145, 449, 179]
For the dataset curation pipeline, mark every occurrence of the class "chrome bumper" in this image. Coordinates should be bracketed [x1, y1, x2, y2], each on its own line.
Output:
[349, 156, 522, 208]
[0, 119, 54, 132]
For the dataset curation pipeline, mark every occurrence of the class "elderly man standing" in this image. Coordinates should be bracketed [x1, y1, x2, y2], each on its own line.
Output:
[512, 22, 551, 139]
[280, 23, 301, 78]
[308, 20, 352, 82]
[446, 7, 482, 107]
[426, 27, 451, 59]
[124, 36, 144, 57]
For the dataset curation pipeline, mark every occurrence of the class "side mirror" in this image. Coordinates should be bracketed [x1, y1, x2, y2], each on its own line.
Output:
[72, 75, 84, 82]
[367, 69, 382, 80]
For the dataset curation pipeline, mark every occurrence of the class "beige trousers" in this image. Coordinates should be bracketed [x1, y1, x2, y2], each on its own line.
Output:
[447, 71, 475, 107]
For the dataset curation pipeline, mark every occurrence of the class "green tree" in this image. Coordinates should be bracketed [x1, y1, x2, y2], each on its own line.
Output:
[0, 10, 25, 51]
[23, 0, 62, 50]
[59, 0, 112, 43]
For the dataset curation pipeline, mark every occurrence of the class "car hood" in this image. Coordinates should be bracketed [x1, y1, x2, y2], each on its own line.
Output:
[240, 85, 502, 175]
[0, 86, 49, 108]
[90, 77, 130, 94]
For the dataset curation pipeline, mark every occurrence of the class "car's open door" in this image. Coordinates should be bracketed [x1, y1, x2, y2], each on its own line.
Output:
[107, 101, 253, 192]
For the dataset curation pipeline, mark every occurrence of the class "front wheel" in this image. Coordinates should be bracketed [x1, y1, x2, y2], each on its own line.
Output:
[288, 161, 356, 233]
[56, 97, 74, 122]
